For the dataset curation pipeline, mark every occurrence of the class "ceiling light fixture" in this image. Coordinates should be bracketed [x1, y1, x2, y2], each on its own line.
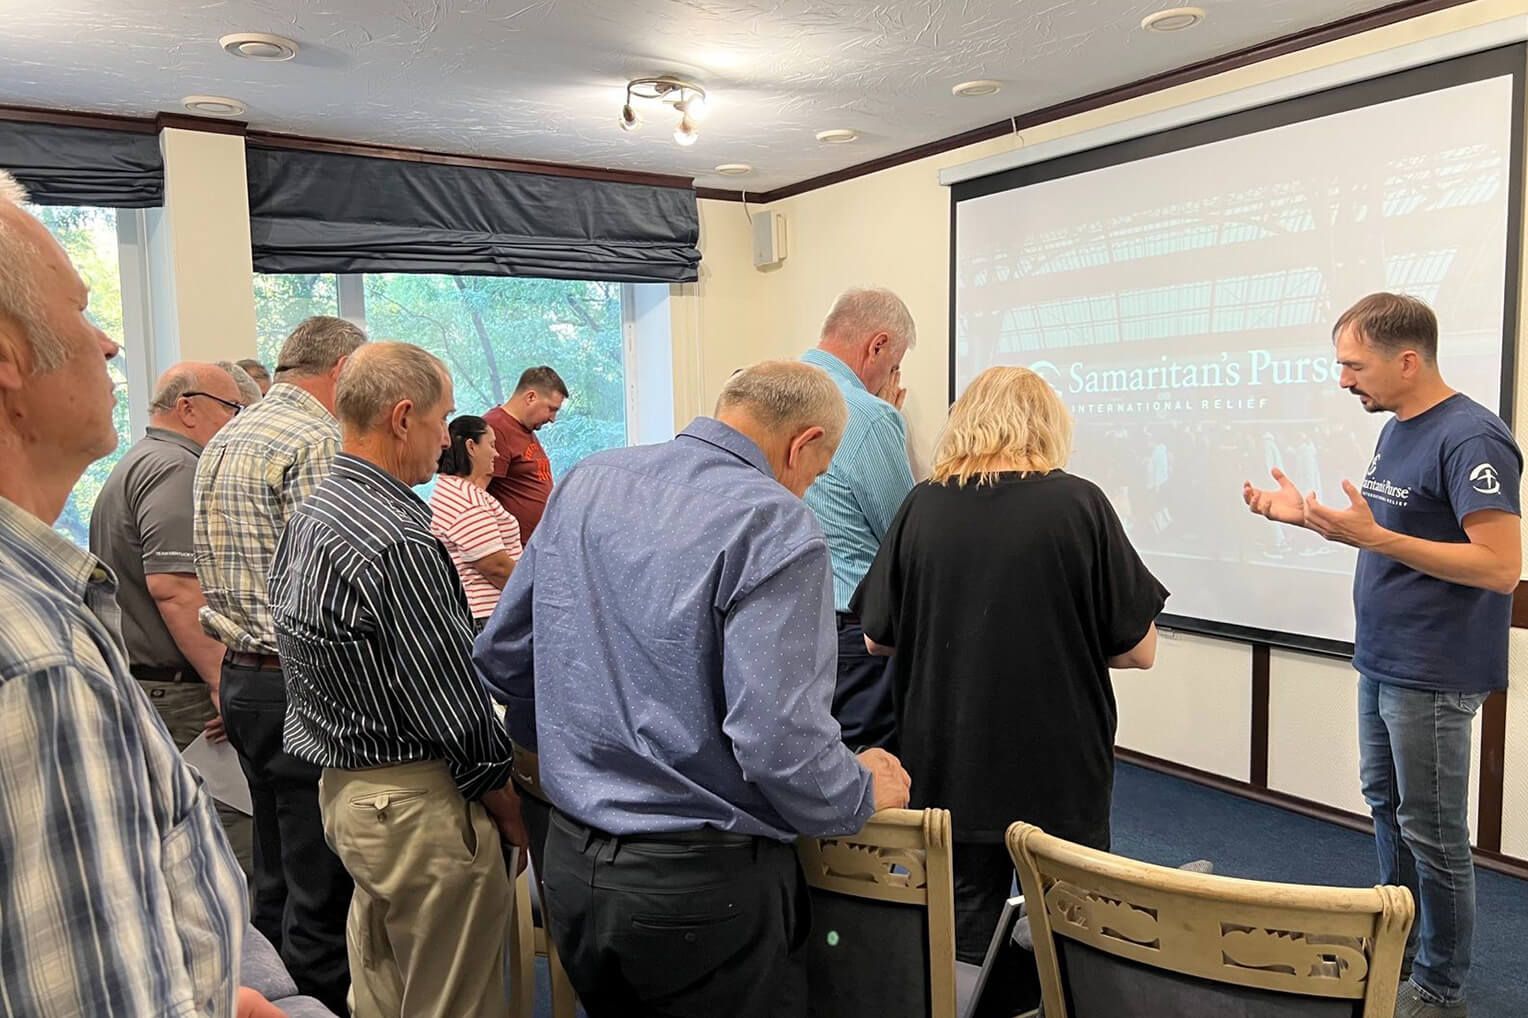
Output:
[714, 163, 752, 176]
[620, 76, 708, 146]
[815, 128, 859, 144]
[1141, 7, 1205, 32]
[219, 32, 300, 61]
[952, 80, 1002, 98]
[182, 95, 248, 117]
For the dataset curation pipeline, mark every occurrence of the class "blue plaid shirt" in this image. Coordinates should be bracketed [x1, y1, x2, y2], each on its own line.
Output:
[800, 348, 916, 611]
[0, 496, 246, 1017]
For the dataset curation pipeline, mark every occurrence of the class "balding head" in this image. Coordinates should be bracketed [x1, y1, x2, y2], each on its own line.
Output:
[0, 169, 123, 521]
[149, 361, 244, 447]
[816, 286, 916, 397]
[714, 360, 846, 497]
[337, 342, 455, 485]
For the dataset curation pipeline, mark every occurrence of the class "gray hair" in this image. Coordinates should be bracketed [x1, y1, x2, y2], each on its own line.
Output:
[149, 366, 200, 414]
[715, 360, 848, 445]
[274, 315, 367, 380]
[236, 357, 270, 383]
[0, 169, 68, 374]
[336, 342, 449, 433]
[820, 287, 916, 351]
[216, 360, 264, 404]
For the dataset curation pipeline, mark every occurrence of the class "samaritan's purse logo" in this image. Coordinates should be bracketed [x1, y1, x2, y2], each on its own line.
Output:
[1471, 462, 1502, 495]
[1366, 453, 1381, 477]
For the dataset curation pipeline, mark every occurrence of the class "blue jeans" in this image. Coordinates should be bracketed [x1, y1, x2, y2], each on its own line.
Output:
[1357, 676, 1487, 1006]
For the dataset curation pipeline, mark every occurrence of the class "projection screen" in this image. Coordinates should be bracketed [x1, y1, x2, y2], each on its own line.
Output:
[950, 46, 1523, 653]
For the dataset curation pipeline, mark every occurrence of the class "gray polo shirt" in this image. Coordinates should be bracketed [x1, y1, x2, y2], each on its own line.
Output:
[89, 427, 204, 676]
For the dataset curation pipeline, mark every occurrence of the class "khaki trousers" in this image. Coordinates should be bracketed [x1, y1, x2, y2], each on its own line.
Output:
[318, 760, 511, 1018]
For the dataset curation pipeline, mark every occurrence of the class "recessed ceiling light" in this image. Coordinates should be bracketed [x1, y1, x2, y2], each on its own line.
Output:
[1141, 7, 1205, 32]
[220, 32, 300, 61]
[182, 95, 247, 117]
[952, 80, 1002, 98]
[714, 163, 752, 176]
[816, 128, 859, 144]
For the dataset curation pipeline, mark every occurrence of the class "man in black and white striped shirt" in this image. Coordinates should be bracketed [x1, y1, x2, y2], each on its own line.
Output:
[269, 342, 525, 1018]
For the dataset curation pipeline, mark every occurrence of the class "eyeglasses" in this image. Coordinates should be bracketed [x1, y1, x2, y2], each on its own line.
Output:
[182, 391, 245, 415]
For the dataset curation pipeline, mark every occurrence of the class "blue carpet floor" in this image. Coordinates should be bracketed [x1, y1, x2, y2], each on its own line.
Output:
[1110, 762, 1528, 1018]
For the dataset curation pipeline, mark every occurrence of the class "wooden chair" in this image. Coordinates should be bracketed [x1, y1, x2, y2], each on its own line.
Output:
[506, 865, 577, 1018]
[504, 744, 576, 1018]
[796, 808, 959, 1018]
[1005, 822, 1415, 1018]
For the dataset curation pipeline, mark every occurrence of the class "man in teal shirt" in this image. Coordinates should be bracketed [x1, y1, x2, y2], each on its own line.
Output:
[802, 287, 917, 749]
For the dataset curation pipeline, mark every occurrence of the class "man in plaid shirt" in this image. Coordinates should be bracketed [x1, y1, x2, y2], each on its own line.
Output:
[0, 173, 249, 1015]
[194, 315, 366, 1012]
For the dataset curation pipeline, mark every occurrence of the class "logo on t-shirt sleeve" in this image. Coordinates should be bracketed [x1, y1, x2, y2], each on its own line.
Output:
[1470, 462, 1502, 495]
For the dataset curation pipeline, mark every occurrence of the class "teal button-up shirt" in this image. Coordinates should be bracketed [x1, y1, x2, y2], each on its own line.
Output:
[801, 348, 917, 611]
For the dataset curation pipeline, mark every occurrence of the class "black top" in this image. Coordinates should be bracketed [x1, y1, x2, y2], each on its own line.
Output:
[851, 471, 1167, 844]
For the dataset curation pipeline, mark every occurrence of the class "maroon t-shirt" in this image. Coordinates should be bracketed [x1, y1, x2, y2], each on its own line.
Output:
[484, 406, 553, 541]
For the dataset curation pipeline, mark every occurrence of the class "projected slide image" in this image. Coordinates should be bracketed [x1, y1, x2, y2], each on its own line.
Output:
[953, 67, 1515, 645]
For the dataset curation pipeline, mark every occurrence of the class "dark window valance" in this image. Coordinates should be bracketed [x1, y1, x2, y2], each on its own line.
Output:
[0, 120, 163, 207]
[246, 145, 701, 284]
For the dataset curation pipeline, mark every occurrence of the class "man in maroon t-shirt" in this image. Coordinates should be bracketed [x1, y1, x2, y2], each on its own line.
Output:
[484, 365, 567, 541]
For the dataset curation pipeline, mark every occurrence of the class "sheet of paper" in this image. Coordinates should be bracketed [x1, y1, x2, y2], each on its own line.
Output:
[181, 733, 253, 816]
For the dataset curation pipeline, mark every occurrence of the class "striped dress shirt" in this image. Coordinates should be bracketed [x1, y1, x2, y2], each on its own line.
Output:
[270, 454, 513, 801]
[0, 496, 246, 1017]
[194, 382, 340, 653]
[799, 348, 917, 611]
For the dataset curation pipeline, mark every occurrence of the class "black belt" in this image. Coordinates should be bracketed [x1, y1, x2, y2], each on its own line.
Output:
[130, 664, 197, 684]
[552, 808, 759, 849]
[835, 611, 860, 630]
[225, 650, 282, 670]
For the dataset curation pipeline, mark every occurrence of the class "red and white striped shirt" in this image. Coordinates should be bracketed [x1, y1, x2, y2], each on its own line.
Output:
[428, 474, 522, 619]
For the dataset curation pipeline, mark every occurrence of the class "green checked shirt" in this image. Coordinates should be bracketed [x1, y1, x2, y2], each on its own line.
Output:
[193, 382, 340, 654]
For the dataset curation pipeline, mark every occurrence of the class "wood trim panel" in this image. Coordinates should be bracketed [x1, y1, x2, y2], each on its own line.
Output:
[244, 130, 696, 190]
[695, 186, 748, 202]
[1511, 578, 1528, 628]
[155, 112, 247, 136]
[1116, 748, 1528, 882]
[0, 103, 157, 134]
[1477, 689, 1508, 852]
[1250, 644, 1271, 788]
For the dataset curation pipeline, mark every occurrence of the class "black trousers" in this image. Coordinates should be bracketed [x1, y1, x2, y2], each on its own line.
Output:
[219, 661, 352, 1013]
[542, 809, 809, 1018]
[833, 614, 897, 750]
[954, 842, 1019, 965]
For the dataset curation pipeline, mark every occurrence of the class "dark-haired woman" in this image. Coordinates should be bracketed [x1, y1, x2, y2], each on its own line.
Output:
[429, 415, 522, 630]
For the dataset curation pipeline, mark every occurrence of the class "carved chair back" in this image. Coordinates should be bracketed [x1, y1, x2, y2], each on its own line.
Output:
[796, 808, 959, 1018]
[1006, 822, 1415, 1018]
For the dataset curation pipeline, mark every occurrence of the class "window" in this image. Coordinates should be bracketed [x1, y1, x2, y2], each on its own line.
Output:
[252, 273, 339, 369]
[255, 271, 652, 482]
[29, 205, 130, 546]
[364, 274, 626, 479]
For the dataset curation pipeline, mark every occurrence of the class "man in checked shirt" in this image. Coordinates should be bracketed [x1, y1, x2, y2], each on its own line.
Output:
[0, 172, 250, 1015]
[194, 313, 366, 1012]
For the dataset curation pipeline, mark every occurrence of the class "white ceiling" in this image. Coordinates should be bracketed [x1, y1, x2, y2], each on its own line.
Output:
[2, 1, 1412, 192]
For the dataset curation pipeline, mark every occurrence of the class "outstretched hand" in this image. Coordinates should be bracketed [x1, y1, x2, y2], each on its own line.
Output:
[1304, 480, 1379, 548]
[1242, 468, 1305, 525]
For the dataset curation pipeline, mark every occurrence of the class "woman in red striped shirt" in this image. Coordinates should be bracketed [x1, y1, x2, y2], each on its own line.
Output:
[429, 415, 523, 629]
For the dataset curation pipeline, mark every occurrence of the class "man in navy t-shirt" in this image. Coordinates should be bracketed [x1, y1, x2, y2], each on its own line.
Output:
[1244, 292, 1521, 1018]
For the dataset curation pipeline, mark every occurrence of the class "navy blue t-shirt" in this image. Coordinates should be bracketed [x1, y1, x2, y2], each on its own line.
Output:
[1353, 393, 1521, 693]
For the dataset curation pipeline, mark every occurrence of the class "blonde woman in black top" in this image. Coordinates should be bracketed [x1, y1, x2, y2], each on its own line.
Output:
[852, 365, 1168, 963]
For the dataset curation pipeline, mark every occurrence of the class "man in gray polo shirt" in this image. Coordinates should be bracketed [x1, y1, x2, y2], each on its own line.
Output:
[90, 360, 252, 870]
